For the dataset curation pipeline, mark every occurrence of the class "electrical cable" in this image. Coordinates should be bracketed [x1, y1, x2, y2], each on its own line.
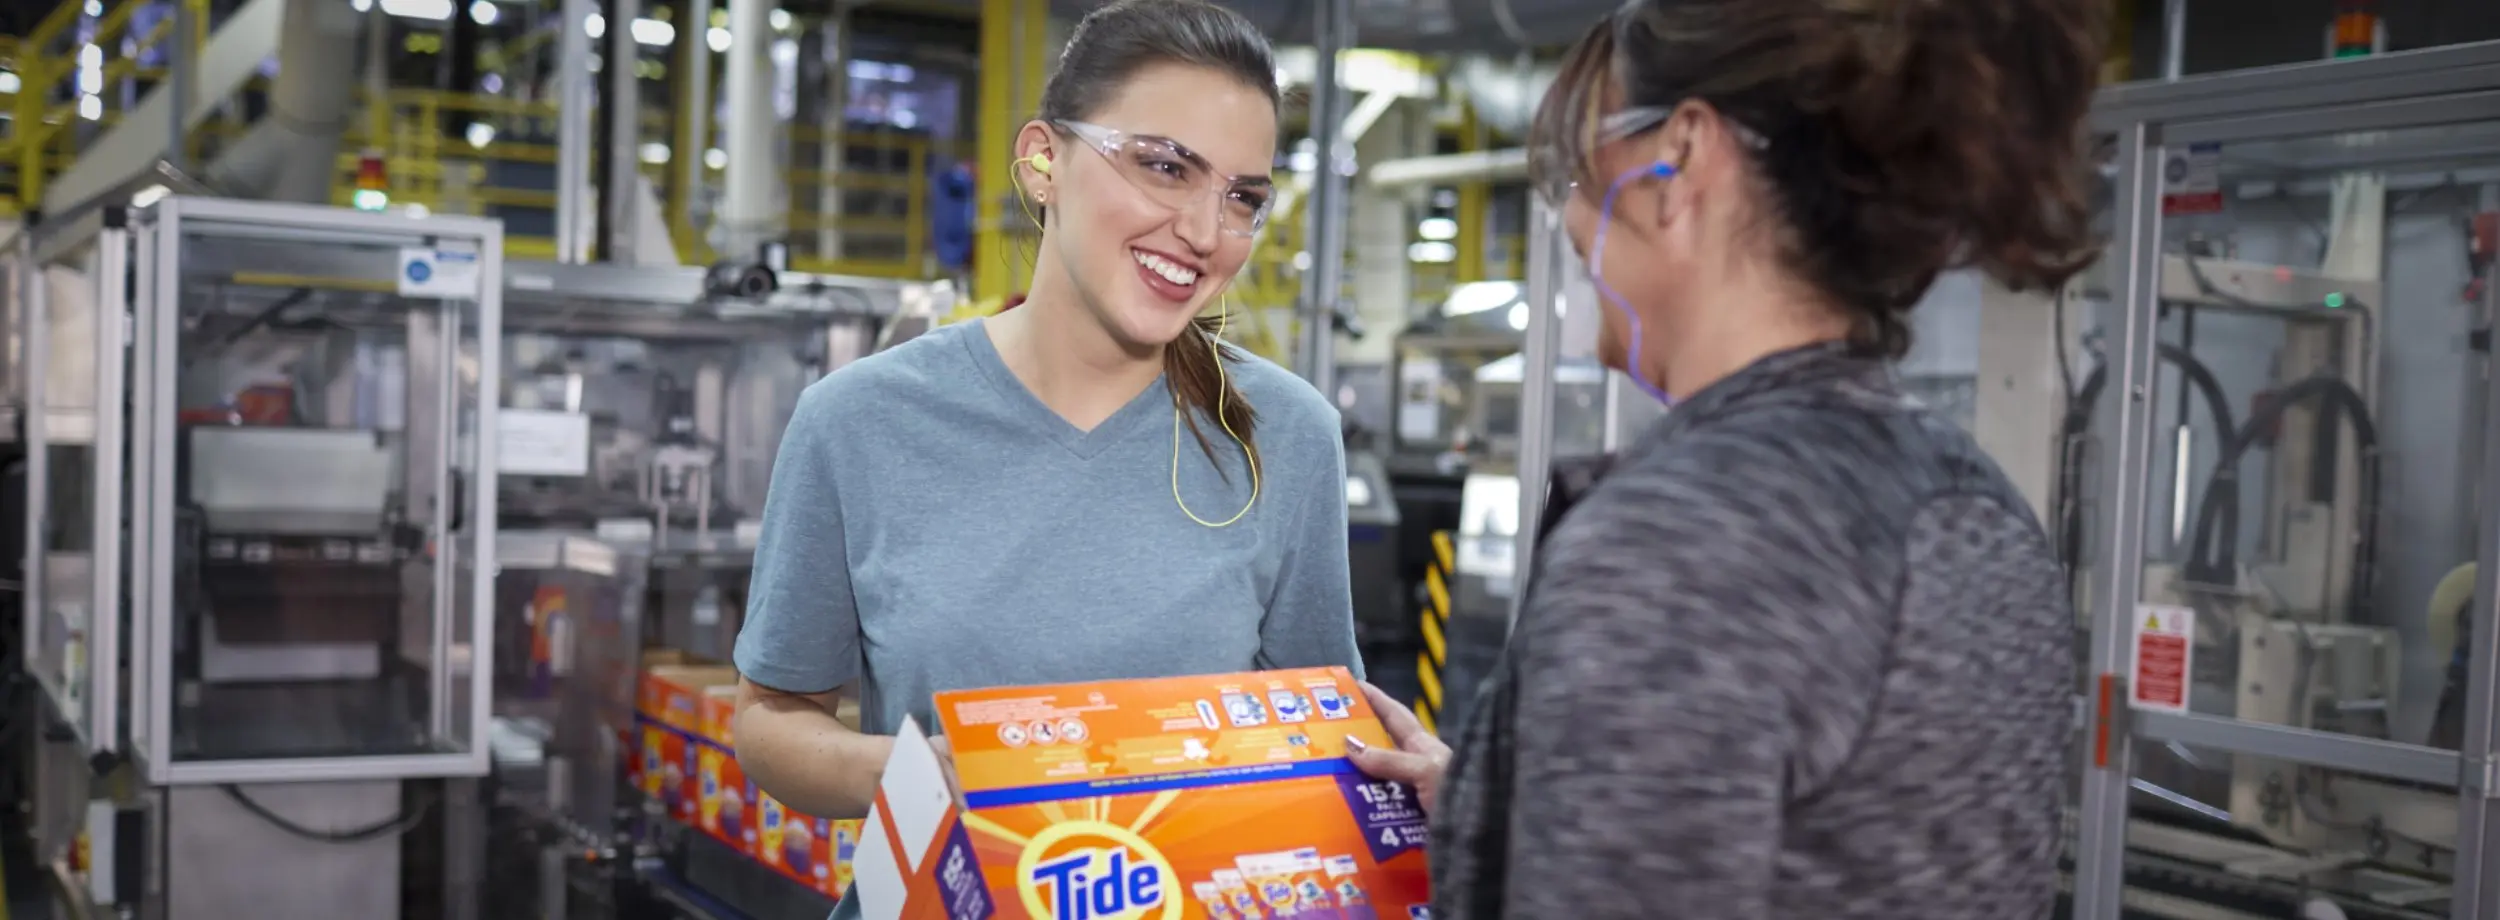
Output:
[220, 783, 435, 844]
[2058, 343, 2240, 584]
[2180, 373, 2381, 621]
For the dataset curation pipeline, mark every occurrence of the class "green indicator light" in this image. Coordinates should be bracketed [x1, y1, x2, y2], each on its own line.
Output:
[2324, 291, 2346, 308]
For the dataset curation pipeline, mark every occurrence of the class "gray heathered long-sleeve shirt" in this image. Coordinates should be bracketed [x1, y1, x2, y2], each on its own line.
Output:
[1431, 342, 2073, 919]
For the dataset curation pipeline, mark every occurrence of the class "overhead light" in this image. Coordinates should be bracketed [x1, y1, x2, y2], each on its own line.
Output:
[1417, 216, 1456, 241]
[639, 142, 670, 164]
[0, 72, 20, 94]
[352, 0, 372, 10]
[466, 122, 494, 148]
[468, 0, 496, 24]
[381, 0, 454, 20]
[77, 94, 101, 120]
[703, 148, 727, 170]
[1443, 280, 1523, 316]
[584, 12, 604, 38]
[1507, 302, 1527, 330]
[707, 27, 730, 52]
[768, 8, 791, 30]
[631, 18, 673, 45]
[83, 0, 101, 14]
[1408, 241, 1457, 263]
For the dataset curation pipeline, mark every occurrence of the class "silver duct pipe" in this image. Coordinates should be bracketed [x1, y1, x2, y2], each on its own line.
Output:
[719, 0, 784, 257]
[202, 0, 364, 203]
[1192, 0, 1619, 52]
[1444, 54, 1554, 138]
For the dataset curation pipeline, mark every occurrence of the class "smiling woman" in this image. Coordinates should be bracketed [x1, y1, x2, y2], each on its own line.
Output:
[726, 4, 1361, 920]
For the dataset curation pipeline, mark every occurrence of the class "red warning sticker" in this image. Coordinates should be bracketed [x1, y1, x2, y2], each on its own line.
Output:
[2131, 604, 2195, 714]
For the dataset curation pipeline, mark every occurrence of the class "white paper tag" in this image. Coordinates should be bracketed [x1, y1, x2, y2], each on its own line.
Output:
[497, 408, 591, 477]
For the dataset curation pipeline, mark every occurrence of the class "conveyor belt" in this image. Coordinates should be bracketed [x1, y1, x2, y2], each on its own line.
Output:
[2088, 813, 2450, 920]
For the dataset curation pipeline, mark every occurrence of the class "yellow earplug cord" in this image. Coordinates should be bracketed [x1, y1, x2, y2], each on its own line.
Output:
[1011, 152, 1261, 528]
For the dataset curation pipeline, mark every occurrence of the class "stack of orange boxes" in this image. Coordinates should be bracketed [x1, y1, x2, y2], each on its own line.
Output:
[632, 655, 865, 901]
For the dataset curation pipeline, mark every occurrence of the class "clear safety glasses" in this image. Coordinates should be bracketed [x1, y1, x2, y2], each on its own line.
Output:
[1056, 120, 1277, 238]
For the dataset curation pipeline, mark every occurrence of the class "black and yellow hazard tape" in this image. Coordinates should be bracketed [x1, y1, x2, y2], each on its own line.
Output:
[1415, 529, 1454, 735]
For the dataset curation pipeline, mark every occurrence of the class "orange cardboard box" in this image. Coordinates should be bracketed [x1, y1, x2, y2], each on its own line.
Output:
[852, 666, 1430, 920]
[637, 665, 739, 824]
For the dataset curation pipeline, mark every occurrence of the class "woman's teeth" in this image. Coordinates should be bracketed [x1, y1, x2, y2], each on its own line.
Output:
[1134, 250, 1199, 286]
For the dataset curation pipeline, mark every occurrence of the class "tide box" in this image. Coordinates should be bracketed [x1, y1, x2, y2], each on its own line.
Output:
[853, 666, 1431, 920]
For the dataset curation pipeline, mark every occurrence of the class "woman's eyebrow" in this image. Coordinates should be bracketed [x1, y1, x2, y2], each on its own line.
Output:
[1146, 133, 1270, 181]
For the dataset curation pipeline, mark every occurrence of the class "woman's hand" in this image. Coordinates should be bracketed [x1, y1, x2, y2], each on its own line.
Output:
[928, 735, 965, 803]
[1344, 681, 1452, 816]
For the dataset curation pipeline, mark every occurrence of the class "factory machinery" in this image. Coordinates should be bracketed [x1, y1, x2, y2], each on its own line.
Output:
[3, 185, 951, 918]
[1414, 38, 2500, 920]
[1959, 42, 2500, 920]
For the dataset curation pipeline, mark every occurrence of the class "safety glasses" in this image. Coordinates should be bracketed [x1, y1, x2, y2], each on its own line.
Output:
[1055, 120, 1277, 238]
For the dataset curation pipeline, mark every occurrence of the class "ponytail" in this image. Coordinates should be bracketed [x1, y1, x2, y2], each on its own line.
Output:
[1164, 313, 1261, 477]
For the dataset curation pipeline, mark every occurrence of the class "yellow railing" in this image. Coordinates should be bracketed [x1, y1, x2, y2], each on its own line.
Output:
[3, 0, 208, 211]
[0, 0, 948, 278]
[343, 89, 949, 276]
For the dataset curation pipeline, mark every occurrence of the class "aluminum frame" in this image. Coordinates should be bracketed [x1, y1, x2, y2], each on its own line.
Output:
[16, 214, 136, 758]
[131, 196, 504, 786]
[2067, 41, 2500, 920]
[1508, 196, 1563, 629]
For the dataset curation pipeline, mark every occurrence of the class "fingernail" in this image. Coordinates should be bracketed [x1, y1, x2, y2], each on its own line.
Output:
[1344, 735, 1368, 752]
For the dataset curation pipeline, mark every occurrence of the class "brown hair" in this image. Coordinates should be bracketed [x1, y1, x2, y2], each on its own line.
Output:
[1532, 0, 2107, 358]
[1034, 0, 1277, 467]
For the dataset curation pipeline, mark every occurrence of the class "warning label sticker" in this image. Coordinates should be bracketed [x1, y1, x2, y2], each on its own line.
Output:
[2160, 143, 2224, 216]
[2131, 604, 2195, 714]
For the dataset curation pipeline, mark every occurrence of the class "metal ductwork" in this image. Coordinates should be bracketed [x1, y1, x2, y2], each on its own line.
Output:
[1050, 0, 1617, 53]
[1444, 54, 1556, 136]
[204, 0, 365, 203]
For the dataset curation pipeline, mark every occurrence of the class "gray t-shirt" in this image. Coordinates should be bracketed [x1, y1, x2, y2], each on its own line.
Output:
[1431, 342, 2072, 919]
[732, 319, 1364, 906]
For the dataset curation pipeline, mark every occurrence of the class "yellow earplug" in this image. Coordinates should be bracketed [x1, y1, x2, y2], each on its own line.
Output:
[1024, 153, 1052, 174]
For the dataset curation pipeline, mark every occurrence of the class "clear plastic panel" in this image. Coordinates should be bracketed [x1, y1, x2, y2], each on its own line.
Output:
[26, 240, 122, 751]
[2112, 119, 2498, 912]
[161, 218, 484, 765]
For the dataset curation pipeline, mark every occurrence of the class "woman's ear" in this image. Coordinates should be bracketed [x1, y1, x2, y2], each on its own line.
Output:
[1014, 120, 1058, 204]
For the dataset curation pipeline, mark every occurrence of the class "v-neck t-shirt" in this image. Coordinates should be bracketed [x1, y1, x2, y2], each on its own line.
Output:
[734, 316, 1364, 740]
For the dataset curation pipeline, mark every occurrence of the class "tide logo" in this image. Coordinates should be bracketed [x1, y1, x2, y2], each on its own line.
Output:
[1015, 821, 1181, 920]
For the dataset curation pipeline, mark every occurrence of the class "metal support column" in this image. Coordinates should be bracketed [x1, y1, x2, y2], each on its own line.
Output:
[2459, 186, 2500, 920]
[2160, 0, 2188, 80]
[555, 0, 597, 263]
[2070, 119, 2167, 920]
[974, 0, 1049, 303]
[602, 0, 644, 263]
[1455, 101, 1487, 284]
[720, 0, 781, 259]
[165, 0, 192, 167]
[673, 0, 715, 257]
[1295, 0, 1353, 395]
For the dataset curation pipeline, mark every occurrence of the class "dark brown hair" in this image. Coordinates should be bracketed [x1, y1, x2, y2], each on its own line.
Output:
[1532, 0, 2107, 358]
[1036, 0, 1277, 466]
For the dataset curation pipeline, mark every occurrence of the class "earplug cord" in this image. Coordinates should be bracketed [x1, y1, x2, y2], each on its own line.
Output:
[1010, 151, 1261, 528]
[1590, 161, 1679, 407]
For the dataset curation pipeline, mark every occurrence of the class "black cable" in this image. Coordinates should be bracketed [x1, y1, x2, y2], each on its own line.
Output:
[220, 783, 435, 844]
[2181, 373, 2382, 622]
[2058, 342, 2240, 582]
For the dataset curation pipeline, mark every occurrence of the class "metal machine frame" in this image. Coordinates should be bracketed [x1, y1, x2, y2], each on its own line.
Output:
[2062, 41, 2500, 920]
[122, 197, 506, 786]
